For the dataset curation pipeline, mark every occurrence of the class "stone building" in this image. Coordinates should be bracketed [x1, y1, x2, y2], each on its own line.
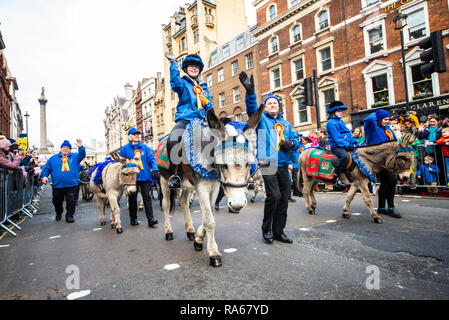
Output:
[252, 0, 449, 134]
[141, 77, 156, 148]
[154, 73, 166, 143]
[104, 93, 128, 154]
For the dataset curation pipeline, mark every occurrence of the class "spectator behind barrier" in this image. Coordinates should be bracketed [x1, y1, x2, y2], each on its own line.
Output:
[352, 127, 366, 144]
[419, 115, 442, 155]
[436, 127, 449, 187]
[0, 135, 21, 172]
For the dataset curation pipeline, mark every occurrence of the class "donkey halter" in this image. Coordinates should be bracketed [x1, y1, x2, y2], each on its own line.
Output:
[121, 162, 138, 187]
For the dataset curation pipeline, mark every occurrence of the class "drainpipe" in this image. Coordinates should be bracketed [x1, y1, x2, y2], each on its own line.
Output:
[342, 0, 354, 109]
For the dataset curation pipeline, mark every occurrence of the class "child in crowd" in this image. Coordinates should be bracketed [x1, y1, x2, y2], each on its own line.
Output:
[352, 127, 366, 144]
[389, 116, 402, 140]
[436, 127, 449, 187]
[317, 128, 330, 151]
[417, 155, 440, 196]
[308, 130, 319, 147]
[302, 136, 312, 149]
[403, 118, 421, 189]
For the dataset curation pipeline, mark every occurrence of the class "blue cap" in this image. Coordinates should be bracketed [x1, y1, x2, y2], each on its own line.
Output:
[263, 93, 281, 105]
[128, 128, 141, 135]
[61, 140, 72, 149]
[327, 101, 348, 114]
[375, 109, 390, 120]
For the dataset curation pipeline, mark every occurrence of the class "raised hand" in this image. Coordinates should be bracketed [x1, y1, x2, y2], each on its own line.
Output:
[165, 52, 177, 62]
[239, 71, 255, 95]
[76, 139, 83, 147]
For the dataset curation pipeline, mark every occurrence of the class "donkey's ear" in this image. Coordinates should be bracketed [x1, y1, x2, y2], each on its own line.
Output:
[400, 132, 411, 148]
[207, 109, 225, 138]
[110, 153, 119, 162]
[244, 103, 265, 132]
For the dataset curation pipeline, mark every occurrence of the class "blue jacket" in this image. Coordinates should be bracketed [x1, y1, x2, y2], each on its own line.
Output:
[245, 93, 299, 167]
[364, 113, 396, 145]
[41, 146, 86, 189]
[417, 163, 440, 183]
[326, 116, 357, 150]
[119, 142, 158, 182]
[170, 61, 213, 123]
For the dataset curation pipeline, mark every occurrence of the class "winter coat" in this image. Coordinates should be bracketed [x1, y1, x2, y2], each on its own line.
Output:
[245, 92, 299, 167]
[436, 136, 449, 157]
[0, 151, 21, 172]
[119, 142, 158, 182]
[363, 113, 396, 145]
[169, 61, 213, 123]
[40, 146, 86, 189]
[417, 163, 440, 183]
[326, 116, 357, 150]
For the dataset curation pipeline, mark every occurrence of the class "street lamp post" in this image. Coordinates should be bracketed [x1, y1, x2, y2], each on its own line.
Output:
[24, 111, 30, 150]
[394, 9, 410, 109]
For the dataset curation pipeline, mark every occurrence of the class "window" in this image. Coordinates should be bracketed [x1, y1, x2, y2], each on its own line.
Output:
[368, 26, 384, 54]
[323, 89, 335, 113]
[363, 0, 380, 7]
[223, 44, 230, 58]
[233, 87, 241, 103]
[320, 47, 332, 71]
[181, 37, 186, 51]
[246, 53, 254, 69]
[411, 64, 433, 100]
[372, 74, 389, 107]
[207, 74, 213, 87]
[268, 5, 277, 21]
[235, 114, 243, 121]
[271, 68, 281, 89]
[293, 58, 304, 81]
[407, 9, 426, 41]
[271, 37, 279, 53]
[232, 61, 239, 76]
[297, 98, 308, 123]
[211, 51, 218, 66]
[218, 68, 224, 82]
[219, 93, 225, 108]
[292, 25, 301, 43]
[318, 11, 329, 30]
[193, 30, 199, 44]
[237, 36, 245, 51]
[291, 0, 299, 7]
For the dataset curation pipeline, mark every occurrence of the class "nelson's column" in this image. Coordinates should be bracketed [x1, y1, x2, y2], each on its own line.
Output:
[38, 87, 50, 154]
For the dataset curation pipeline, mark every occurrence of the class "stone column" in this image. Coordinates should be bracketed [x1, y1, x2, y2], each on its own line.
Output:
[38, 87, 50, 154]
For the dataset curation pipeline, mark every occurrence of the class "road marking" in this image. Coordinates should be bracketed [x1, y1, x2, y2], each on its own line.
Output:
[49, 235, 61, 239]
[299, 228, 310, 231]
[93, 228, 102, 231]
[397, 285, 404, 289]
[352, 213, 361, 216]
[164, 264, 180, 271]
[401, 200, 410, 202]
[67, 290, 91, 300]
[224, 248, 237, 253]
[29, 263, 34, 266]
[194, 210, 200, 213]
[0, 244, 10, 248]
[325, 220, 337, 223]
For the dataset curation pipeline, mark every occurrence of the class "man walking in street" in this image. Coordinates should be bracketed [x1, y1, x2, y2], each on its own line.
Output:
[41, 139, 86, 223]
[119, 128, 159, 228]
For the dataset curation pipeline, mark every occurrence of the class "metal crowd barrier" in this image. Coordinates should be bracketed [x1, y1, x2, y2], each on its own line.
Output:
[0, 168, 42, 237]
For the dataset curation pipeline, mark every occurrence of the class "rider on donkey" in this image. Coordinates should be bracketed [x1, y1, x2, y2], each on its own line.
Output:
[325, 101, 358, 188]
[164, 52, 214, 189]
[364, 109, 401, 219]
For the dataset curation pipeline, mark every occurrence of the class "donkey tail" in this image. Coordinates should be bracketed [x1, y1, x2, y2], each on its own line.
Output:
[169, 189, 177, 215]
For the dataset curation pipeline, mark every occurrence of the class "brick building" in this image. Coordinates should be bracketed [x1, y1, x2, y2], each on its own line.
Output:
[203, 26, 261, 121]
[252, 0, 449, 133]
[0, 30, 12, 136]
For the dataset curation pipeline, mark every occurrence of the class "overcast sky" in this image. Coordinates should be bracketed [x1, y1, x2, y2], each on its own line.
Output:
[0, 0, 256, 151]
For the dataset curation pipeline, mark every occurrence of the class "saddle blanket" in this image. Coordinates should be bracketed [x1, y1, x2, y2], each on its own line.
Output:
[89, 159, 117, 185]
[305, 148, 334, 180]
[156, 135, 170, 170]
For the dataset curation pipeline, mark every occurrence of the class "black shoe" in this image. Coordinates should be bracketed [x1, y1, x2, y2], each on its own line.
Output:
[55, 213, 62, 221]
[386, 207, 402, 219]
[66, 216, 75, 223]
[130, 219, 139, 226]
[288, 197, 296, 203]
[333, 176, 349, 188]
[262, 232, 274, 244]
[377, 208, 387, 215]
[215, 204, 219, 211]
[148, 218, 158, 227]
[293, 192, 303, 197]
[168, 175, 181, 189]
[273, 233, 293, 243]
[410, 183, 417, 190]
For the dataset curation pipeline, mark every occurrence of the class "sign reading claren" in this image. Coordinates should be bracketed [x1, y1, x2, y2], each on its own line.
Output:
[384, 0, 414, 12]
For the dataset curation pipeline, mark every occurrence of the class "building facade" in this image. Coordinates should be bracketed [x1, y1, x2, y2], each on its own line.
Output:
[0, 30, 13, 137]
[204, 26, 261, 121]
[161, 0, 249, 134]
[154, 73, 166, 143]
[141, 77, 156, 148]
[252, 0, 449, 133]
[104, 94, 128, 154]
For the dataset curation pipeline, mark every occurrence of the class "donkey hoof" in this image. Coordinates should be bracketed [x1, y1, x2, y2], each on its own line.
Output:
[165, 233, 174, 241]
[116, 228, 123, 234]
[194, 241, 203, 251]
[209, 256, 222, 267]
[374, 217, 383, 224]
[187, 232, 195, 241]
[308, 210, 315, 215]
[250, 198, 255, 203]
[111, 224, 116, 229]
[342, 213, 350, 219]
[100, 221, 107, 226]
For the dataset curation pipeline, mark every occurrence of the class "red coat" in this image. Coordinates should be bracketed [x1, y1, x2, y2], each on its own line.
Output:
[436, 136, 449, 157]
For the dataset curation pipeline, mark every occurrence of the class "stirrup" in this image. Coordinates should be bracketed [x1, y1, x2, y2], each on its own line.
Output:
[168, 175, 181, 189]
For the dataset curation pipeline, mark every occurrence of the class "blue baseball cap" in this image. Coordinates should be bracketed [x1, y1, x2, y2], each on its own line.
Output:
[128, 128, 141, 135]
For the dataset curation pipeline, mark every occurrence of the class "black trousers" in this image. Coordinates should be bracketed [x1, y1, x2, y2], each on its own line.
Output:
[128, 181, 154, 221]
[262, 165, 290, 237]
[377, 170, 397, 209]
[166, 121, 188, 165]
[52, 186, 78, 218]
[332, 147, 349, 176]
[215, 185, 225, 206]
[291, 168, 300, 195]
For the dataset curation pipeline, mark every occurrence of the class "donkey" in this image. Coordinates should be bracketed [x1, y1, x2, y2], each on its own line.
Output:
[159, 107, 264, 267]
[298, 131, 417, 224]
[80, 165, 94, 201]
[250, 167, 266, 203]
[89, 152, 140, 233]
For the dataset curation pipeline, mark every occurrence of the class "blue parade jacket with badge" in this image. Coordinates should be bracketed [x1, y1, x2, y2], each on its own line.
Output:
[245, 92, 299, 167]
[41, 146, 86, 189]
[326, 116, 357, 150]
[363, 113, 396, 145]
[119, 142, 158, 182]
[170, 61, 213, 123]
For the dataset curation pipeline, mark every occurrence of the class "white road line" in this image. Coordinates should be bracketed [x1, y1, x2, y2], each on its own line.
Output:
[325, 220, 337, 223]
[299, 228, 310, 231]
[352, 213, 361, 216]
[401, 200, 410, 202]
[224, 248, 237, 253]
[193, 210, 200, 213]
[93, 228, 102, 231]
[164, 264, 180, 271]
[49, 235, 61, 239]
[67, 290, 91, 300]
[0, 245, 10, 248]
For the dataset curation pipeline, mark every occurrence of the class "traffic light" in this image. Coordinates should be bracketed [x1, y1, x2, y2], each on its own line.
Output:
[419, 30, 446, 76]
[299, 77, 314, 106]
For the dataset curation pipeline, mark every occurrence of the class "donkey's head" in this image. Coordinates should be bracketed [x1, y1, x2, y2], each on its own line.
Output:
[393, 130, 418, 180]
[207, 104, 264, 213]
[111, 152, 140, 194]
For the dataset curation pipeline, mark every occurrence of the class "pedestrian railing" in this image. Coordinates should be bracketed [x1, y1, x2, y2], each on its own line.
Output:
[0, 168, 42, 237]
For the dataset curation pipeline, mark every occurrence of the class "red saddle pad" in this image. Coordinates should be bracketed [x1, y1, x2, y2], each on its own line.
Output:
[155, 136, 170, 170]
[304, 148, 334, 180]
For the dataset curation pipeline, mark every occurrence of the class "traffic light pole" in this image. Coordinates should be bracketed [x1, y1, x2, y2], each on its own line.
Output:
[313, 69, 321, 129]
[400, 30, 410, 109]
